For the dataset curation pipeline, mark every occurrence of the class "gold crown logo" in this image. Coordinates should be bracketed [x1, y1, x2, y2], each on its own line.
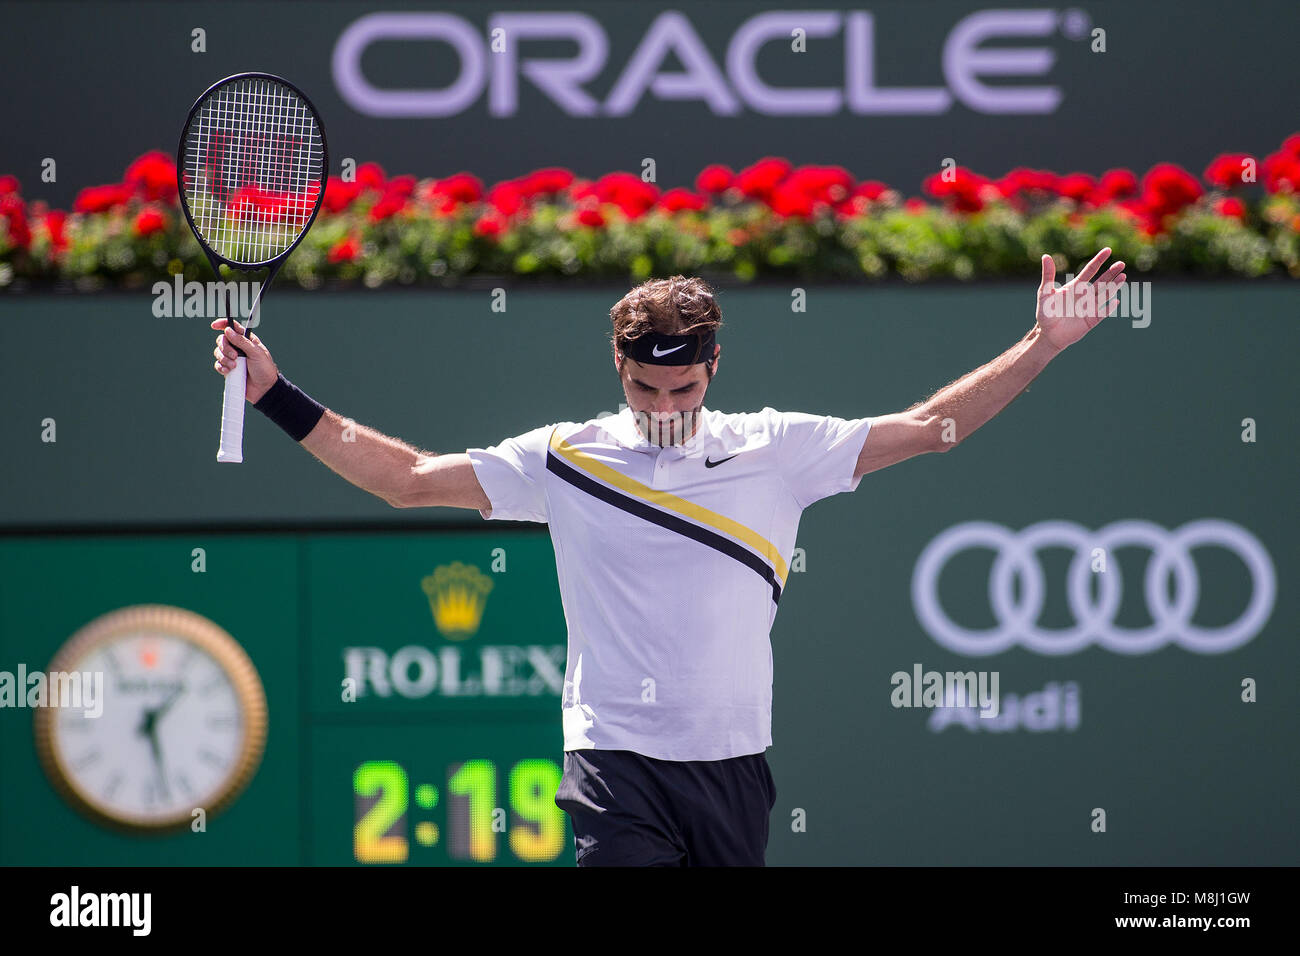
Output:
[421, 562, 494, 640]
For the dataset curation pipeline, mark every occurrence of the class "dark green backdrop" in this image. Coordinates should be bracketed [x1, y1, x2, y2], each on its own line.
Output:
[0, 282, 1295, 864]
[4, 1, 1298, 209]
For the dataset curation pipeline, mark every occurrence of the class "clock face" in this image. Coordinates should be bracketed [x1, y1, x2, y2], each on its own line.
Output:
[35, 606, 267, 831]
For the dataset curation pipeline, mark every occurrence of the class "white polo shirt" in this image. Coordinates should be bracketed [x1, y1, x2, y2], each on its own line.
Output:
[467, 405, 872, 762]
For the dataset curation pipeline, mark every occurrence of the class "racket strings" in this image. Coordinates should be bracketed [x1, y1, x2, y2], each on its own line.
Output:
[183, 76, 324, 265]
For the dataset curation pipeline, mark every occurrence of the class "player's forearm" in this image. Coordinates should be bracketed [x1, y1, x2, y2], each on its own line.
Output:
[914, 325, 1060, 448]
[299, 409, 426, 506]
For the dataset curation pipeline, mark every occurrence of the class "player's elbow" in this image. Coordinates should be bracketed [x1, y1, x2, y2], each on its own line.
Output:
[386, 486, 434, 508]
[383, 462, 422, 508]
[914, 411, 957, 454]
[387, 454, 444, 508]
[387, 486, 431, 509]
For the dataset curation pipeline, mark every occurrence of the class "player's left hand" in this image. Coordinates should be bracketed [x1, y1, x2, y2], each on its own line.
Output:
[1034, 247, 1127, 352]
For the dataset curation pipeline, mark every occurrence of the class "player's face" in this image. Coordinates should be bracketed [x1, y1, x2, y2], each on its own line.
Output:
[618, 350, 716, 446]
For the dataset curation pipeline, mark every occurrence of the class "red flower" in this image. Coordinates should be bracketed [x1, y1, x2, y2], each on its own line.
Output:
[1262, 151, 1300, 194]
[285, 181, 322, 224]
[726, 228, 749, 245]
[225, 184, 291, 223]
[73, 183, 133, 214]
[903, 197, 927, 214]
[1116, 198, 1162, 236]
[487, 181, 526, 216]
[356, 162, 386, 191]
[734, 158, 791, 200]
[586, 173, 659, 220]
[1203, 154, 1255, 190]
[769, 182, 816, 218]
[997, 167, 1059, 199]
[696, 165, 734, 194]
[384, 175, 416, 200]
[852, 180, 888, 201]
[1096, 169, 1138, 202]
[569, 179, 597, 203]
[576, 207, 606, 228]
[923, 167, 989, 212]
[1281, 134, 1300, 158]
[656, 188, 707, 213]
[0, 175, 19, 196]
[133, 206, 167, 237]
[518, 167, 574, 198]
[1056, 172, 1098, 204]
[427, 172, 484, 207]
[473, 213, 506, 238]
[1140, 162, 1202, 217]
[323, 177, 361, 213]
[0, 195, 30, 249]
[43, 209, 68, 252]
[424, 172, 484, 215]
[833, 180, 892, 219]
[1214, 196, 1247, 221]
[327, 235, 359, 263]
[784, 165, 854, 205]
[124, 151, 178, 202]
[369, 191, 407, 221]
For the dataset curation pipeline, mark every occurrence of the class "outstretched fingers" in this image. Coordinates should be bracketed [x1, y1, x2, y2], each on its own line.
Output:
[1074, 246, 1113, 284]
[1039, 253, 1056, 296]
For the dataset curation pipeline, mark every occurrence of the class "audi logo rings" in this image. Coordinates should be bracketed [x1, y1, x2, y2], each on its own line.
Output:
[911, 520, 1275, 656]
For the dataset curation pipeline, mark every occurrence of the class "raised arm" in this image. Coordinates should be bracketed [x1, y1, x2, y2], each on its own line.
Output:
[211, 317, 490, 512]
[854, 247, 1126, 478]
[299, 412, 490, 511]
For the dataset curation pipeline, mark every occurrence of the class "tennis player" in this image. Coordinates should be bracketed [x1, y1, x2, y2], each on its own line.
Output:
[211, 248, 1124, 866]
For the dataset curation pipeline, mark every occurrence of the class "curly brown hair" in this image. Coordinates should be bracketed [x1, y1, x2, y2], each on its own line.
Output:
[610, 275, 723, 376]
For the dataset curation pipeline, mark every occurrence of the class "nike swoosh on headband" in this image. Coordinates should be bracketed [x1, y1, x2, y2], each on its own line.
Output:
[651, 342, 688, 357]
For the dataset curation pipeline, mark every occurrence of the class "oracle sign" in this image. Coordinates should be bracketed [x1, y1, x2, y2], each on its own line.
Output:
[332, 8, 1089, 118]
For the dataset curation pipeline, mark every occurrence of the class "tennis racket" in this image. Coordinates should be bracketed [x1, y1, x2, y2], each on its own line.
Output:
[177, 72, 328, 462]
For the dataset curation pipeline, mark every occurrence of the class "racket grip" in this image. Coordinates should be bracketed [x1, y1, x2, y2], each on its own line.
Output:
[217, 356, 247, 463]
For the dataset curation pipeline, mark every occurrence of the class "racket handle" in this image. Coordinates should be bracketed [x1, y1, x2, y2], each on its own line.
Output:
[217, 356, 247, 463]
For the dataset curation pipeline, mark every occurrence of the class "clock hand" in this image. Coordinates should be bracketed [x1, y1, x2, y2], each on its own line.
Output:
[135, 685, 182, 744]
[135, 707, 155, 738]
[145, 724, 170, 801]
[154, 685, 184, 720]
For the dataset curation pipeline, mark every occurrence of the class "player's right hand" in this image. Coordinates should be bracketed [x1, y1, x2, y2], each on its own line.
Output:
[211, 317, 280, 404]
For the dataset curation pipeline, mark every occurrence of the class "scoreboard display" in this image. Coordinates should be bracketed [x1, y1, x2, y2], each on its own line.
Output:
[0, 530, 574, 866]
[323, 733, 565, 865]
[305, 534, 571, 866]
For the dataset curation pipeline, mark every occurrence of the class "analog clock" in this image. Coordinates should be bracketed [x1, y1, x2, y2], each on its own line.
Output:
[34, 604, 267, 832]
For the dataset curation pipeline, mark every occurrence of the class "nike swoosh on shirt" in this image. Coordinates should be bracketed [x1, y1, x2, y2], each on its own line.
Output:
[651, 342, 688, 356]
[704, 455, 737, 468]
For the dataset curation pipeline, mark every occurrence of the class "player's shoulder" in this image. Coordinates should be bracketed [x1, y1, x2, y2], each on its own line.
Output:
[709, 406, 811, 436]
[479, 419, 584, 453]
[708, 406, 781, 435]
[711, 407, 866, 448]
[535, 420, 588, 446]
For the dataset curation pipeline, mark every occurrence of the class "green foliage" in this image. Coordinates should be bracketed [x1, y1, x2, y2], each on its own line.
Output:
[3, 189, 1298, 290]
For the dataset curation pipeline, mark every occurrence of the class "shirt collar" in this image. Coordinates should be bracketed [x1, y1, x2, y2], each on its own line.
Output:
[606, 405, 713, 452]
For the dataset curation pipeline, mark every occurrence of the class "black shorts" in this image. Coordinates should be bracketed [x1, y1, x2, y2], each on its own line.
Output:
[554, 748, 777, 866]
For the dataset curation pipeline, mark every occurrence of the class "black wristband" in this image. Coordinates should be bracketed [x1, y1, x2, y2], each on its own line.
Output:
[253, 373, 326, 442]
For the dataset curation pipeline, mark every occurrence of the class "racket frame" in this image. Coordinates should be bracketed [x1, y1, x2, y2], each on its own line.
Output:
[176, 70, 330, 330]
[175, 72, 329, 462]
